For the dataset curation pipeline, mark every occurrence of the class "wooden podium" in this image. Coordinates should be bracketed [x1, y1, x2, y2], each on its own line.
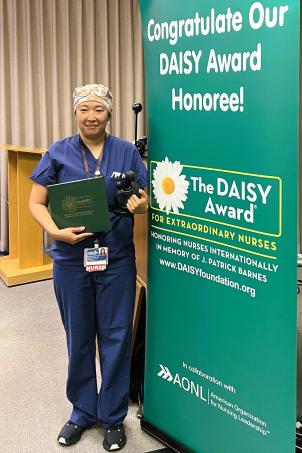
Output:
[0, 144, 52, 286]
[132, 207, 148, 348]
[133, 208, 147, 288]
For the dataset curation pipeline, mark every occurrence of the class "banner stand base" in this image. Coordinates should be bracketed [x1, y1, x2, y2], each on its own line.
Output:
[141, 418, 191, 453]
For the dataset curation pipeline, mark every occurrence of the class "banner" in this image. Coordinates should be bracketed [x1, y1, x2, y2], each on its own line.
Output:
[139, 1, 299, 452]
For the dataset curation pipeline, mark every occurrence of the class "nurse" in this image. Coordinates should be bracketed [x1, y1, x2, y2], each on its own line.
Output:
[29, 83, 148, 451]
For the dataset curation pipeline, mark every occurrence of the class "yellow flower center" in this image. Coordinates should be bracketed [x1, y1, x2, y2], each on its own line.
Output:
[162, 177, 175, 195]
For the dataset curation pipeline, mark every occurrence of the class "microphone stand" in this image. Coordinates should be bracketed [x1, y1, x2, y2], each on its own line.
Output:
[132, 102, 143, 149]
[112, 102, 144, 217]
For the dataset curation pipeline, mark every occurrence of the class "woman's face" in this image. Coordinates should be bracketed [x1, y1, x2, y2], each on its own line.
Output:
[75, 100, 109, 141]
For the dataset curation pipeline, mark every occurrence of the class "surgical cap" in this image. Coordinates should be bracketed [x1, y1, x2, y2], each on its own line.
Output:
[73, 83, 113, 113]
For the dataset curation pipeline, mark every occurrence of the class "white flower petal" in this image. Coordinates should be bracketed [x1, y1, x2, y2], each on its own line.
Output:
[152, 157, 189, 215]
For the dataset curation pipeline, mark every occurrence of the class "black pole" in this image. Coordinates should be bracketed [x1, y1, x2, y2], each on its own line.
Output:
[132, 102, 143, 145]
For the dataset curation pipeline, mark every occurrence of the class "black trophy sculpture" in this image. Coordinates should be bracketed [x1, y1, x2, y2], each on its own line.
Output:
[113, 170, 141, 217]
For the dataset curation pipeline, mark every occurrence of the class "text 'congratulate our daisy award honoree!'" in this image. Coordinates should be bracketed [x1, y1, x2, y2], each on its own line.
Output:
[146, 3, 290, 112]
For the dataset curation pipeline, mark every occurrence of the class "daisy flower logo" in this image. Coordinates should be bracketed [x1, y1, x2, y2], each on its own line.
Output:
[152, 157, 189, 214]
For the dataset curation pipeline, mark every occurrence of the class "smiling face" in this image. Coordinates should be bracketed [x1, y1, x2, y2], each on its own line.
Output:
[75, 100, 109, 142]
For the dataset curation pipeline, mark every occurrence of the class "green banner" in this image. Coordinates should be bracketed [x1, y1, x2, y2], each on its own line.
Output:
[139, 1, 299, 452]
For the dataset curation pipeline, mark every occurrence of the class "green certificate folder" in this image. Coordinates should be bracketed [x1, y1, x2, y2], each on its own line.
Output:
[47, 177, 111, 233]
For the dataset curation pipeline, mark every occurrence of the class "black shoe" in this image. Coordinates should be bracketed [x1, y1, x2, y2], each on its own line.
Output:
[57, 421, 86, 446]
[103, 425, 126, 451]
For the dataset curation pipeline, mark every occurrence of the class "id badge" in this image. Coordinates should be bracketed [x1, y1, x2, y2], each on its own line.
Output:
[84, 247, 108, 272]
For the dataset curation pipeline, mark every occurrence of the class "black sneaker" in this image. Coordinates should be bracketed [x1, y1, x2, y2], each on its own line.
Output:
[103, 425, 126, 451]
[57, 421, 86, 446]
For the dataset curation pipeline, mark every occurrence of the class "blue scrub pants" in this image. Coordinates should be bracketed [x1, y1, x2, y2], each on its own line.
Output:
[53, 262, 136, 429]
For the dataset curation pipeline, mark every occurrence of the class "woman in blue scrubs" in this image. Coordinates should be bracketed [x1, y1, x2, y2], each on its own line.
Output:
[29, 84, 148, 451]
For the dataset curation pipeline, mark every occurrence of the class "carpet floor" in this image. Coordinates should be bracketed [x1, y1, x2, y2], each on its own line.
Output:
[0, 278, 163, 453]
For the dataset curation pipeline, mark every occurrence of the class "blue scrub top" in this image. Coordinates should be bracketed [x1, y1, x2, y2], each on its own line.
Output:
[31, 134, 148, 268]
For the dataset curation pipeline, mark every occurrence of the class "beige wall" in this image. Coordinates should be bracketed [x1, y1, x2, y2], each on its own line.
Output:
[0, 0, 145, 251]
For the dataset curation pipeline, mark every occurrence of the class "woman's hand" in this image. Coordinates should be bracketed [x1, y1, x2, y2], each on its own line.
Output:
[127, 189, 149, 214]
[52, 226, 94, 244]
[29, 184, 94, 245]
